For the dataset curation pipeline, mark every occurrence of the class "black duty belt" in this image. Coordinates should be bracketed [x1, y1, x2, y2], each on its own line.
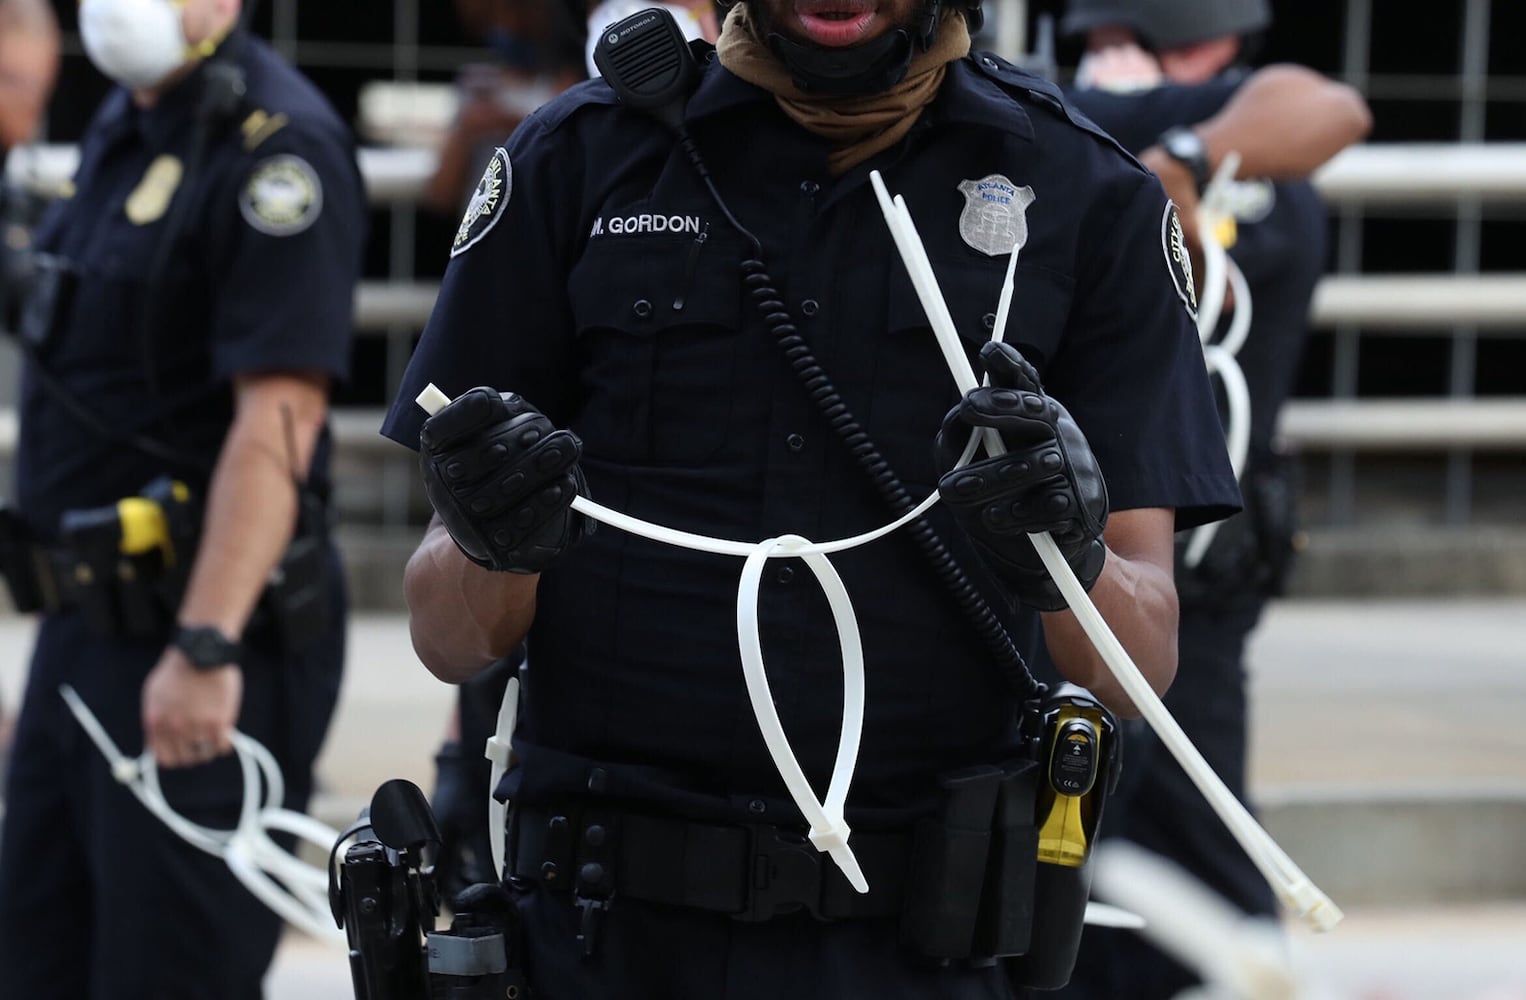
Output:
[508, 803, 912, 923]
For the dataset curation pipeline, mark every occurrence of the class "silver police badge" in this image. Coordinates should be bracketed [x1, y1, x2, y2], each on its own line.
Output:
[1161, 201, 1198, 319]
[453, 147, 512, 258]
[957, 174, 1036, 258]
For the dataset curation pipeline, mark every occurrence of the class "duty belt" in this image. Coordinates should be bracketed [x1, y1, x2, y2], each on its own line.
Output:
[508, 803, 911, 923]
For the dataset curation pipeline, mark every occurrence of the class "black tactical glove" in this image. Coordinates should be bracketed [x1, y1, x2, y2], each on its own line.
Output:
[419, 386, 592, 573]
[935, 342, 1109, 612]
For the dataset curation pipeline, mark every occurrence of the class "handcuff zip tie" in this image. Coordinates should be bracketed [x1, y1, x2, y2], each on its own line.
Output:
[1184, 151, 1255, 568]
[57, 684, 346, 943]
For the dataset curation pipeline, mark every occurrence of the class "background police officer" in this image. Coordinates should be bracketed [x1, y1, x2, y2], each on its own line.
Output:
[0, 0, 58, 774]
[382, 0, 1240, 994]
[0, 0, 366, 995]
[1052, 2, 1372, 997]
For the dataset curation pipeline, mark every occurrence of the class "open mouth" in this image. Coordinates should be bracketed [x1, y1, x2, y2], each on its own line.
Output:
[794, 2, 879, 46]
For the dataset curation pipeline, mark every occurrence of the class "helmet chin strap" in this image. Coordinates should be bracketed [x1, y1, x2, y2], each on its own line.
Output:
[766, 0, 944, 96]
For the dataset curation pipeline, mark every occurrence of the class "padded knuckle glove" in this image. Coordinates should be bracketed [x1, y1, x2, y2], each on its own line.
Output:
[934, 342, 1109, 611]
[419, 386, 593, 574]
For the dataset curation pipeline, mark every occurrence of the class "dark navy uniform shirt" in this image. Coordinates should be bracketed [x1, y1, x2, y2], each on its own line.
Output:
[18, 34, 364, 537]
[383, 51, 1240, 827]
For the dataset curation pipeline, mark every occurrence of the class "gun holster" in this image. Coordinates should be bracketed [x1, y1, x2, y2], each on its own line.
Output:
[258, 486, 333, 650]
[53, 476, 199, 638]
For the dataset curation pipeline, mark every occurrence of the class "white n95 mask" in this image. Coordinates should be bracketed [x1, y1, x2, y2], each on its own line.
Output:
[79, 0, 194, 91]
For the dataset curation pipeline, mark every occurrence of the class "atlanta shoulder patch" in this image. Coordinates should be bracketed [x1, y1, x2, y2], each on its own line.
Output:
[1161, 201, 1197, 320]
[240, 154, 323, 237]
[453, 147, 512, 258]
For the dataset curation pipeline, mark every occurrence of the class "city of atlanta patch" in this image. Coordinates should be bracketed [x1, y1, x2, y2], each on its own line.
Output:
[239, 154, 322, 237]
[453, 147, 511, 257]
[1161, 201, 1197, 319]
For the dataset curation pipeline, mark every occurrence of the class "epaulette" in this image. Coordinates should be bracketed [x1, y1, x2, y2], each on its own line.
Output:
[239, 108, 290, 151]
[531, 78, 622, 134]
[969, 51, 1142, 167]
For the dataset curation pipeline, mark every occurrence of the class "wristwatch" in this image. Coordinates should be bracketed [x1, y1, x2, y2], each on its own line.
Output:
[1158, 126, 1213, 192]
[171, 625, 244, 670]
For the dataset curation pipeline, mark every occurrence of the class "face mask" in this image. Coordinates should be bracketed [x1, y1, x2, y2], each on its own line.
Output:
[79, 0, 193, 90]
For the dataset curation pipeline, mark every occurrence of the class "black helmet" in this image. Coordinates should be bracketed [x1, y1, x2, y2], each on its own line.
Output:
[1060, 0, 1269, 49]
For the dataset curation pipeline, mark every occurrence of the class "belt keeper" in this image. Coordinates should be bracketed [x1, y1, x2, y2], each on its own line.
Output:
[573, 811, 616, 957]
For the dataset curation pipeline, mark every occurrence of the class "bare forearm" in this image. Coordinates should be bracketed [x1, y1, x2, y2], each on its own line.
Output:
[1040, 534, 1179, 718]
[177, 386, 324, 635]
[1196, 64, 1373, 179]
[404, 517, 537, 683]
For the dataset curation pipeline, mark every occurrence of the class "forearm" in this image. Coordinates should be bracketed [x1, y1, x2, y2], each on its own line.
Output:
[176, 382, 326, 637]
[404, 517, 537, 683]
[1039, 527, 1179, 718]
[1195, 64, 1373, 179]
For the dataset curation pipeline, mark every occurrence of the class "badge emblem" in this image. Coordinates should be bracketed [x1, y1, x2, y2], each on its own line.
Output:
[453, 147, 512, 258]
[957, 174, 1036, 258]
[240, 155, 323, 237]
[125, 155, 184, 226]
[1161, 202, 1197, 319]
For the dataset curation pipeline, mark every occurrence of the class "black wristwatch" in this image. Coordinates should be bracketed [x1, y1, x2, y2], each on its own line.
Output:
[172, 625, 244, 670]
[1158, 126, 1213, 192]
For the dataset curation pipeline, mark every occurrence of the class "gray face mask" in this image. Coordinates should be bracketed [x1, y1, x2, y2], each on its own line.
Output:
[79, 0, 194, 90]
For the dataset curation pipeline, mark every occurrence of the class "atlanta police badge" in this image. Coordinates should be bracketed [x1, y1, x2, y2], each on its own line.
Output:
[957, 174, 1036, 258]
[1161, 202, 1198, 319]
[453, 147, 511, 258]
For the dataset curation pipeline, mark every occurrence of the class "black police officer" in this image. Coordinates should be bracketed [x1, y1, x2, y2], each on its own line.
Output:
[1052, 2, 1372, 997]
[381, 0, 1241, 993]
[0, 0, 365, 996]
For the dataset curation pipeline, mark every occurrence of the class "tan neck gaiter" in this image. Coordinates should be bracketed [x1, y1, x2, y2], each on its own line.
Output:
[716, 3, 970, 176]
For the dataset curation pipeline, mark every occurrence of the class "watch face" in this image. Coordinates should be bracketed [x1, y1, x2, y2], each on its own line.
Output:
[176, 627, 239, 668]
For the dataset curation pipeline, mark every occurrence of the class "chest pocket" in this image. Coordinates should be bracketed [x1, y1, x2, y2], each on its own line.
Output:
[875, 256, 1073, 484]
[568, 229, 747, 467]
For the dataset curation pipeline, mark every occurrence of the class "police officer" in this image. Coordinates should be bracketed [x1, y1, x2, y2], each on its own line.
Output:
[0, 0, 365, 995]
[0, 0, 59, 772]
[1052, 3, 1372, 997]
[382, 0, 1240, 994]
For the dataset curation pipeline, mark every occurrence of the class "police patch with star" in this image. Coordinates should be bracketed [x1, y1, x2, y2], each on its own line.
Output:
[1161, 201, 1198, 320]
[453, 147, 511, 258]
[239, 154, 323, 237]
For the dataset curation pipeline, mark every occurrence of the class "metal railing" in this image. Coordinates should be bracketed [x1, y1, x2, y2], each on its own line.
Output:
[8, 141, 1526, 525]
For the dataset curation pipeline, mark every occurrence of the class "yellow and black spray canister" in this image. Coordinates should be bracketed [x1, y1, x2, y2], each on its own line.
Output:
[1005, 683, 1121, 991]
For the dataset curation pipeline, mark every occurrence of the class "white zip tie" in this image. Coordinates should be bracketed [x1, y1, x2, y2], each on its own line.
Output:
[59, 684, 347, 942]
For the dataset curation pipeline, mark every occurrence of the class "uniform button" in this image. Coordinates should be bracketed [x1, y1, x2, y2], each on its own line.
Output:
[748, 798, 767, 815]
[800, 299, 819, 316]
[800, 180, 819, 197]
[982, 312, 997, 331]
[587, 767, 608, 793]
[786, 433, 805, 452]
[583, 824, 608, 848]
[633, 298, 653, 319]
[982, 56, 997, 69]
[541, 861, 560, 881]
[704, 49, 718, 63]
[777, 565, 795, 585]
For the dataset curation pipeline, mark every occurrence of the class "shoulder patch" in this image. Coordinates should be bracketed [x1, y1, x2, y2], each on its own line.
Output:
[240, 154, 323, 237]
[453, 147, 512, 258]
[1162, 202, 1198, 320]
